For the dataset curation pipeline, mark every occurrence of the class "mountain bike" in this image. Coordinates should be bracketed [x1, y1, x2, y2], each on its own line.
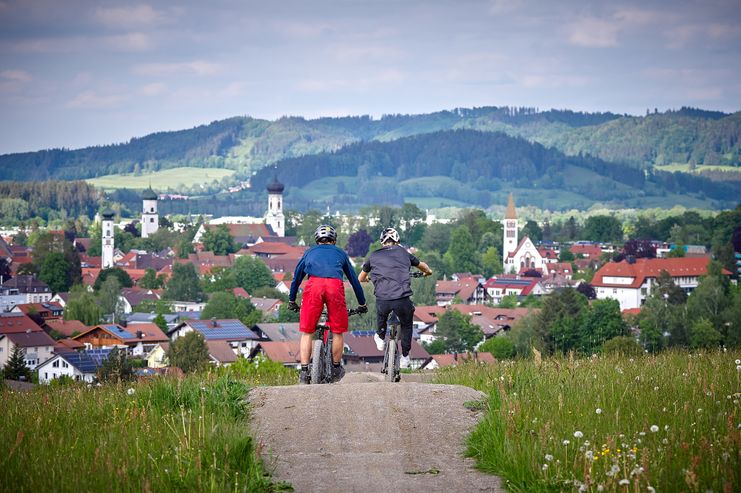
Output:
[308, 307, 363, 385]
[380, 271, 425, 383]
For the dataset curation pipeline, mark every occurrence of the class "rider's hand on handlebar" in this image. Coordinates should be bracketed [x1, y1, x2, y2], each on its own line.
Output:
[356, 304, 368, 314]
[287, 301, 300, 312]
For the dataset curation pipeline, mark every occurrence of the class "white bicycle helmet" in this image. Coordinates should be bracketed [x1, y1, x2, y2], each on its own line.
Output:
[380, 227, 400, 244]
[314, 224, 337, 243]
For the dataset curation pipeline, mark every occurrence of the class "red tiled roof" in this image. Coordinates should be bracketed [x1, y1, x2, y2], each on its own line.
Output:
[592, 257, 726, 289]
[245, 242, 305, 257]
[0, 313, 44, 334]
[54, 338, 85, 351]
[435, 277, 480, 301]
[344, 333, 430, 360]
[207, 340, 238, 364]
[431, 352, 496, 367]
[45, 319, 89, 337]
[3, 330, 55, 348]
[570, 244, 603, 259]
[120, 287, 161, 307]
[256, 340, 301, 364]
[622, 308, 642, 315]
[13, 302, 64, 317]
[232, 287, 250, 299]
[81, 268, 101, 286]
[251, 298, 281, 312]
[124, 323, 168, 343]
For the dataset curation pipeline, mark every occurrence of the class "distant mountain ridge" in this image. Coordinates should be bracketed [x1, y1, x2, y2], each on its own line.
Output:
[0, 106, 739, 182]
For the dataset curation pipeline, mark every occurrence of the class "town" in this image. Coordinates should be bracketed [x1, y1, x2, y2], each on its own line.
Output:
[2, 176, 738, 385]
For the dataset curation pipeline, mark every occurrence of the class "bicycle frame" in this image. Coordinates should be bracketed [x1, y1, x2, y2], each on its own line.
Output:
[309, 308, 362, 385]
[381, 312, 402, 382]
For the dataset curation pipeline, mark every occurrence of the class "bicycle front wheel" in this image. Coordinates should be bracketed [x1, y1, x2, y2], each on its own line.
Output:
[310, 339, 323, 384]
[384, 341, 396, 382]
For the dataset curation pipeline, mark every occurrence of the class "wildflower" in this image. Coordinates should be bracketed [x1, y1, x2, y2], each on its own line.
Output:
[735, 359, 740, 365]
[647, 487, 656, 493]
[562, 439, 570, 446]
[579, 485, 587, 493]
[662, 438, 668, 444]
[653, 386, 659, 391]
[737, 365, 741, 371]
[595, 408, 603, 414]
[542, 463, 549, 471]
[545, 454, 553, 461]
[650, 425, 659, 433]
[619, 479, 630, 486]
[585, 450, 594, 461]
[606, 464, 620, 477]
[127, 388, 135, 395]
[639, 431, 646, 436]
[574, 431, 584, 438]
[597, 485, 605, 492]
[664, 425, 669, 431]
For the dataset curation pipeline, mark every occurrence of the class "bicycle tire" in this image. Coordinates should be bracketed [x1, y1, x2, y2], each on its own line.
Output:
[384, 341, 396, 382]
[310, 339, 323, 384]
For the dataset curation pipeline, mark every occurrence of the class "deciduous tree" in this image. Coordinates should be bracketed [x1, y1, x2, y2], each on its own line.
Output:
[435, 310, 483, 353]
[165, 262, 205, 302]
[167, 331, 210, 373]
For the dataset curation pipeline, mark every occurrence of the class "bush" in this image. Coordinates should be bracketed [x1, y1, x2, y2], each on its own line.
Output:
[601, 335, 643, 356]
[479, 336, 515, 359]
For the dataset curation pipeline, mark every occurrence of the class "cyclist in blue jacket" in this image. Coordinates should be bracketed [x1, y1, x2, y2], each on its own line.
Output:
[288, 225, 367, 384]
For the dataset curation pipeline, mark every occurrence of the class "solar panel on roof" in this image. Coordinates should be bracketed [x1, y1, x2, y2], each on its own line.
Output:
[104, 325, 135, 340]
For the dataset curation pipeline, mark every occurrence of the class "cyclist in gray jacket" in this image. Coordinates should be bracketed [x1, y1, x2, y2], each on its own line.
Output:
[358, 227, 432, 368]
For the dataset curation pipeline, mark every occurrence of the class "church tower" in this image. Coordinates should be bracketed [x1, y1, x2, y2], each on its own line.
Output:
[503, 193, 518, 267]
[141, 187, 159, 238]
[101, 209, 115, 269]
[265, 176, 285, 237]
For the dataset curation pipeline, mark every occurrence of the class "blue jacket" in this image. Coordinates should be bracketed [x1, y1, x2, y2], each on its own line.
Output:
[288, 244, 366, 305]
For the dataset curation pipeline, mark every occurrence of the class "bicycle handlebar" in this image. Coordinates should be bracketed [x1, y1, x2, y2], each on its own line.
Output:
[290, 303, 364, 317]
[410, 271, 426, 278]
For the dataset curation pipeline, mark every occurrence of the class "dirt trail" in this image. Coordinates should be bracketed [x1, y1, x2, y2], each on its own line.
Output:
[248, 372, 504, 492]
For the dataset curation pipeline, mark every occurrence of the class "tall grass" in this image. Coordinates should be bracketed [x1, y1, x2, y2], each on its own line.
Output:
[435, 351, 741, 492]
[1, 359, 296, 492]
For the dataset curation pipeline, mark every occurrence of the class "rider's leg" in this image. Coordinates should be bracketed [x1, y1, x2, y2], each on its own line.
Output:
[298, 278, 324, 364]
[395, 297, 416, 357]
[375, 299, 393, 339]
[299, 332, 314, 365]
[325, 278, 349, 364]
[331, 332, 344, 364]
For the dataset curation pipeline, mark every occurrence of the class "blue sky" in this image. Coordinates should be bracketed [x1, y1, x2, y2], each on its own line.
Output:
[1, 0, 739, 154]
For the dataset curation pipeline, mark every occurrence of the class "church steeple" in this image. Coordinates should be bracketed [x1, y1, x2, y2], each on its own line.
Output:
[502, 193, 519, 270]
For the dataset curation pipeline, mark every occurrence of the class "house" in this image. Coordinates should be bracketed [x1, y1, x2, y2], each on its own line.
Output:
[50, 292, 70, 307]
[414, 304, 535, 342]
[207, 340, 239, 366]
[251, 322, 302, 342]
[169, 319, 260, 357]
[193, 222, 276, 247]
[501, 195, 549, 273]
[170, 301, 207, 313]
[54, 337, 85, 352]
[36, 348, 112, 384]
[426, 351, 496, 369]
[249, 340, 301, 368]
[72, 323, 168, 356]
[435, 277, 487, 306]
[543, 262, 574, 280]
[483, 276, 545, 304]
[0, 275, 52, 303]
[10, 302, 64, 322]
[250, 297, 282, 317]
[44, 319, 89, 338]
[0, 329, 56, 370]
[0, 312, 44, 334]
[0, 285, 26, 312]
[146, 342, 169, 368]
[126, 312, 180, 330]
[592, 257, 730, 310]
[118, 287, 162, 313]
[232, 287, 250, 299]
[343, 331, 431, 370]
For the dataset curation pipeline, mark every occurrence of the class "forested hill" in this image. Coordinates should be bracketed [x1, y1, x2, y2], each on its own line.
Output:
[252, 129, 741, 209]
[0, 106, 739, 181]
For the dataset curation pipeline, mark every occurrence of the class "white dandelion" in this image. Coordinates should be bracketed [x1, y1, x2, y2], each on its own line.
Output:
[595, 408, 603, 414]
[650, 425, 659, 433]
[574, 431, 584, 438]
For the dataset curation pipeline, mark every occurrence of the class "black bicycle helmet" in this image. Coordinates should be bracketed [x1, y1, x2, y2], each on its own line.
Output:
[380, 227, 400, 244]
[314, 224, 337, 243]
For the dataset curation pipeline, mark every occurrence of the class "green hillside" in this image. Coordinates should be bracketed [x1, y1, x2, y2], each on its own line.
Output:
[86, 167, 236, 191]
[1, 106, 739, 184]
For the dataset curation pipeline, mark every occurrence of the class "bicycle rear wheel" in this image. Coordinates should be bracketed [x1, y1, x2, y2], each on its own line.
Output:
[384, 340, 396, 382]
[310, 339, 323, 384]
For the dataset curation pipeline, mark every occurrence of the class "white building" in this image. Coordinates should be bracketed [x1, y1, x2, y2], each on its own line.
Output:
[0, 330, 55, 370]
[36, 349, 111, 384]
[501, 194, 548, 273]
[592, 257, 726, 310]
[265, 176, 285, 237]
[101, 209, 115, 269]
[141, 188, 159, 238]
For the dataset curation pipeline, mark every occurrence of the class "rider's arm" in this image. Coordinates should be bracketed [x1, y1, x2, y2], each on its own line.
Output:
[342, 256, 367, 305]
[288, 255, 307, 302]
[358, 270, 369, 282]
[416, 261, 433, 276]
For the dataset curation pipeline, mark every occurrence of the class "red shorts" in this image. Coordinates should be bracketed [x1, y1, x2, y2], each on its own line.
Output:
[299, 277, 349, 334]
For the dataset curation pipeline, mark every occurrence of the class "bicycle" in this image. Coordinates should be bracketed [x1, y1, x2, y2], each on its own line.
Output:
[303, 307, 363, 385]
[380, 271, 425, 383]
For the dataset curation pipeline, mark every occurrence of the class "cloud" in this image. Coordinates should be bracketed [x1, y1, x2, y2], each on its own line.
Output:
[489, 0, 524, 15]
[133, 60, 221, 77]
[139, 82, 167, 96]
[105, 32, 153, 52]
[94, 4, 163, 28]
[567, 8, 658, 47]
[0, 69, 32, 82]
[65, 90, 126, 109]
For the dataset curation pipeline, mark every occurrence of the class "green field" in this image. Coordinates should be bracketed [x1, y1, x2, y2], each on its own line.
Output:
[435, 351, 741, 492]
[655, 163, 740, 173]
[86, 167, 236, 191]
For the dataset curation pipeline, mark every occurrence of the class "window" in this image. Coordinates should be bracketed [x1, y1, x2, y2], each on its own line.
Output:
[45, 372, 48, 380]
[613, 289, 617, 294]
[62, 361, 68, 368]
[53, 360, 59, 368]
[150, 218, 154, 223]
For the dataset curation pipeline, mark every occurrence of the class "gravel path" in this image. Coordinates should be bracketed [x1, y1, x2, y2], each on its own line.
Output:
[248, 372, 504, 492]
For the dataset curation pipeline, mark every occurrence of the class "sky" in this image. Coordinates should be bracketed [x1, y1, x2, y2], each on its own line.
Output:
[0, 0, 740, 154]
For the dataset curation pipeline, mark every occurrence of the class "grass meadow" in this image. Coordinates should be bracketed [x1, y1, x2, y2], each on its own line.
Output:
[0, 357, 295, 492]
[86, 167, 235, 191]
[435, 351, 741, 492]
